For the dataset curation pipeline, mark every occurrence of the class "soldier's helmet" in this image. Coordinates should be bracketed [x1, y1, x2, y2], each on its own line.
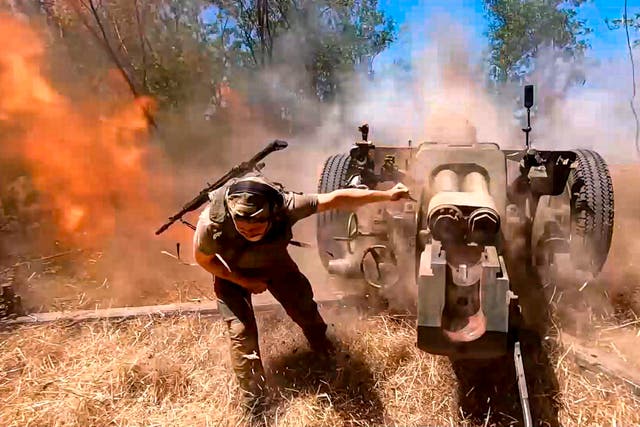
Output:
[224, 176, 283, 241]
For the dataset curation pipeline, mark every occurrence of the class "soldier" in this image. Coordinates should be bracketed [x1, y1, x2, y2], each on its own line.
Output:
[193, 175, 410, 412]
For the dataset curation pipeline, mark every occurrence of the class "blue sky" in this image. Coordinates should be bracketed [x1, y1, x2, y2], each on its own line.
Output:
[375, 0, 640, 69]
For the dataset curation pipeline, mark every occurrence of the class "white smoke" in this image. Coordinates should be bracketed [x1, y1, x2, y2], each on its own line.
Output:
[526, 48, 640, 163]
[339, 16, 517, 149]
[331, 12, 640, 168]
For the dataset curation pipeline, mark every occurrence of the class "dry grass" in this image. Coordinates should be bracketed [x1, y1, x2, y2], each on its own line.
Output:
[552, 351, 639, 426]
[1, 306, 639, 427]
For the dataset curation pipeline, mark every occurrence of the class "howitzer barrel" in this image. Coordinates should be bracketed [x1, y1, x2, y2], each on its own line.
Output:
[426, 168, 500, 245]
[463, 171, 489, 194]
[433, 169, 459, 193]
[429, 205, 465, 243]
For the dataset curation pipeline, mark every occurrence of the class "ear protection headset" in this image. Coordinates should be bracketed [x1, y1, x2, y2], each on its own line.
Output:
[224, 178, 285, 220]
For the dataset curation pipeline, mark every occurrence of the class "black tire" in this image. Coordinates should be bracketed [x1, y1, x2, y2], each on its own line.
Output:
[316, 153, 352, 269]
[568, 149, 614, 274]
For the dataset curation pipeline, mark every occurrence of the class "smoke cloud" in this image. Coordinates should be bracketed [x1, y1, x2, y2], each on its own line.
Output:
[1, 5, 638, 318]
[319, 13, 640, 315]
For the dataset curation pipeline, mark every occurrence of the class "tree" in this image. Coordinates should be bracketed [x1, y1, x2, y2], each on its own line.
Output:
[484, 0, 591, 82]
[605, 11, 640, 47]
[210, 0, 396, 102]
[43, 0, 240, 113]
[308, 0, 396, 99]
[604, 6, 640, 154]
[21, 0, 395, 134]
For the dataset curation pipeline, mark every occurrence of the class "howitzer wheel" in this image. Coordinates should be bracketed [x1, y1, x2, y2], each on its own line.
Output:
[568, 149, 614, 274]
[532, 149, 614, 281]
[317, 153, 352, 269]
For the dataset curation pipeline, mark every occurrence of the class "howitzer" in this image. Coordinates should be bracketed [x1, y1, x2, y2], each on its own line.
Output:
[155, 139, 289, 235]
[317, 84, 615, 427]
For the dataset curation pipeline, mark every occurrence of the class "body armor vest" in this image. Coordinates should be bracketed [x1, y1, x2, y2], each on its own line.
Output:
[207, 178, 295, 272]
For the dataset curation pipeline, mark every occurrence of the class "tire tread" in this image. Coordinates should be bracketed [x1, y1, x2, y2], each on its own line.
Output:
[569, 149, 614, 273]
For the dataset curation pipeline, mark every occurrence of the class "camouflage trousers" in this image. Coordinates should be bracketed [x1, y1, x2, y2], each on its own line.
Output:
[214, 268, 331, 407]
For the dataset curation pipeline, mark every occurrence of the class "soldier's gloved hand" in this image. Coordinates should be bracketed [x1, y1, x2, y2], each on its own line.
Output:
[387, 182, 412, 201]
[244, 278, 268, 294]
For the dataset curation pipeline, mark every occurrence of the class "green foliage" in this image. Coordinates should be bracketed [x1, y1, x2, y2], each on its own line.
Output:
[47, 0, 395, 110]
[484, 0, 591, 82]
[47, 0, 225, 108]
[605, 13, 640, 47]
[209, 0, 397, 101]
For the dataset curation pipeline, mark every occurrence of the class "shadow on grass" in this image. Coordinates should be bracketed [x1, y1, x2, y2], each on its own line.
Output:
[451, 328, 560, 427]
[265, 347, 386, 426]
[448, 247, 562, 427]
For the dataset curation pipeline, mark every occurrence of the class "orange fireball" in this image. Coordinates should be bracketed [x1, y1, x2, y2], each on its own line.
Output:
[0, 13, 168, 246]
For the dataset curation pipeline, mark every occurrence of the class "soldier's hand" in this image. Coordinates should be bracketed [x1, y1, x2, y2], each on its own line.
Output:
[387, 182, 412, 201]
[245, 278, 268, 294]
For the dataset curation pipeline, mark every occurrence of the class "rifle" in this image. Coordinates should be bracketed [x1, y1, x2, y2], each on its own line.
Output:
[155, 139, 289, 235]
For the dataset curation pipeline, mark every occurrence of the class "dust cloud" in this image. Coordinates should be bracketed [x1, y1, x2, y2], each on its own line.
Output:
[524, 44, 640, 319]
[333, 13, 640, 318]
[1, 7, 639, 319]
[321, 17, 522, 311]
[343, 17, 518, 148]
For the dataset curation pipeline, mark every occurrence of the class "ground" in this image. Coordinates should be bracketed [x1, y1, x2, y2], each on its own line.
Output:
[1, 165, 639, 427]
[1, 306, 638, 427]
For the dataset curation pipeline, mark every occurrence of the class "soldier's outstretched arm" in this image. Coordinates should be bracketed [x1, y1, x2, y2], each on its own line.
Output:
[316, 182, 410, 213]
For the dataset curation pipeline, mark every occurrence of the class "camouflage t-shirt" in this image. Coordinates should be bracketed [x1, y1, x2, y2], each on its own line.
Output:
[193, 190, 318, 274]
